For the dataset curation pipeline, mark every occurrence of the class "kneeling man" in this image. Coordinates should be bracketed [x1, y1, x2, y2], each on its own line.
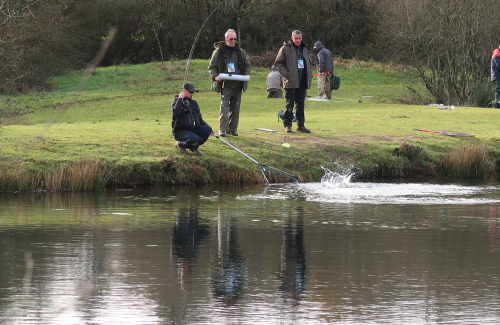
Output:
[171, 82, 212, 155]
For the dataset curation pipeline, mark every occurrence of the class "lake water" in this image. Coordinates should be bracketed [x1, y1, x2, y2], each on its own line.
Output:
[1, 174, 500, 324]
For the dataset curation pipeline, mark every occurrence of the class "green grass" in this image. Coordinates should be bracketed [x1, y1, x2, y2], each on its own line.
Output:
[1, 59, 499, 191]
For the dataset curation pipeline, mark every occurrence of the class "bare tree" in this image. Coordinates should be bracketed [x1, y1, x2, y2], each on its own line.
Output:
[0, 0, 89, 94]
[376, 0, 500, 105]
[140, 0, 171, 63]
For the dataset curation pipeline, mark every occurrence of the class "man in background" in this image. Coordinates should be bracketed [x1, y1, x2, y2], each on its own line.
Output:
[266, 65, 283, 98]
[313, 41, 333, 100]
[491, 45, 500, 108]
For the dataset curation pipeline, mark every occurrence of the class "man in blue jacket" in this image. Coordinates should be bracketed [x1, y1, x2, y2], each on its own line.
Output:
[491, 45, 500, 107]
[171, 83, 212, 155]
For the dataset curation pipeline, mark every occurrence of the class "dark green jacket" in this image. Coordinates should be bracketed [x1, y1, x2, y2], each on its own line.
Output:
[208, 41, 251, 93]
[274, 40, 312, 89]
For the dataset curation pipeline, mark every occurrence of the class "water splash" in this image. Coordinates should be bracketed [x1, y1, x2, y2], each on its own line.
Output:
[320, 165, 354, 187]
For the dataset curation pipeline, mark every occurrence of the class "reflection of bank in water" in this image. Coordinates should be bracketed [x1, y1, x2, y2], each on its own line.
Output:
[279, 210, 306, 302]
[210, 213, 247, 305]
[170, 208, 210, 282]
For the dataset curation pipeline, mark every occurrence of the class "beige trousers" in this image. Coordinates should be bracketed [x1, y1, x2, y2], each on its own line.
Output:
[219, 87, 242, 133]
[317, 74, 331, 99]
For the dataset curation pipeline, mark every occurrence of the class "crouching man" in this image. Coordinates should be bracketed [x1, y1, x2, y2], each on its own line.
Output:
[171, 82, 212, 155]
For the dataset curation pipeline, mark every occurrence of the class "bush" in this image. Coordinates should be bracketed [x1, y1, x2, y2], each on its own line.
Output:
[439, 143, 494, 179]
[0, 1, 92, 95]
[393, 143, 429, 162]
[468, 81, 495, 107]
[248, 52, 277, 68]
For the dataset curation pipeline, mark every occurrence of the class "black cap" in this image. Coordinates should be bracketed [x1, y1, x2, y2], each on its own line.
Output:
[183, 82, 199, 93]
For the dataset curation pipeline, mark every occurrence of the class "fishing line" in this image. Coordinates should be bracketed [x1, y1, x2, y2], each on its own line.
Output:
[183, 0, 226, 84]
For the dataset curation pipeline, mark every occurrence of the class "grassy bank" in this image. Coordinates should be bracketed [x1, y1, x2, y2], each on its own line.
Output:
[1, 59, 499, 191]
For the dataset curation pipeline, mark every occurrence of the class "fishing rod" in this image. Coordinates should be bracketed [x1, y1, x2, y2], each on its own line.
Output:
[183, 2, 298, 184]
[183, 0, 226, 84]
[413, 128, 475, 137]
[211, 132, 299, 184]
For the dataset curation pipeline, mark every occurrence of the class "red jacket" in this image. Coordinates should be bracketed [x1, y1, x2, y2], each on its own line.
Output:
[491, 48, 500, 81]
[492, 49, 500, 58]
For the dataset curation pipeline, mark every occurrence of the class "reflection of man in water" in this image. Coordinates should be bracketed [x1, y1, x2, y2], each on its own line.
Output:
[490, 206, 499, 252]
[170, 208, 210, 281]
[210, 216, 247, 305]
[279, 210, 306, 302]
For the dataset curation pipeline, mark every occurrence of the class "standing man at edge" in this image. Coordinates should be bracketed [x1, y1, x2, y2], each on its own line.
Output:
[208, 29, 251, 137]
[491, 44, 500, 107]
[274, 30, 313, 133]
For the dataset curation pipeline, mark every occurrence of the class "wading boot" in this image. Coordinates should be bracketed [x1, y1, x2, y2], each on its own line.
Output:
[190, 148, 203, 156]
[296, 126, 311, 133]
[175, 142, 188, 154]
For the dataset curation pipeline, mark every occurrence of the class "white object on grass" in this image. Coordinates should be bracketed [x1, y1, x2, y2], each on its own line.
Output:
[254, 128, 276, 132]
[307, 97, 347, 102]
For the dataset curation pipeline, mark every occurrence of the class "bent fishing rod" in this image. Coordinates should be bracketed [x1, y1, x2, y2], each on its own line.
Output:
[182, 2, 297, 184]
[211, 132, 299, 184]
[184, 0, 226, 84]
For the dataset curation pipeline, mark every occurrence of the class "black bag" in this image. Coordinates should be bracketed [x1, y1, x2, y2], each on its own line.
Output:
[278, 110, 297, 122]
[330, 74, 340, 90]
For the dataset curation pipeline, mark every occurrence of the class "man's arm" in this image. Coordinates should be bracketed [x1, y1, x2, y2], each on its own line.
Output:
[171, 95, 185, 116]
[274, 47, 289, 79]
[495, 57, 500, 71]
[241, 49, 252, 76]
[317, 50, 325, 73]
[208, 49, 220, 80]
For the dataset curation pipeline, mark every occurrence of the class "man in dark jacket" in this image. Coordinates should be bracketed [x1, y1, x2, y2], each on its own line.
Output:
[171, 82, 212, 155]
[313, 41, 333, 100]
[491, 45, 500, 106]
[208, 29, 251, 137]
[274, 30, 313, 133]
